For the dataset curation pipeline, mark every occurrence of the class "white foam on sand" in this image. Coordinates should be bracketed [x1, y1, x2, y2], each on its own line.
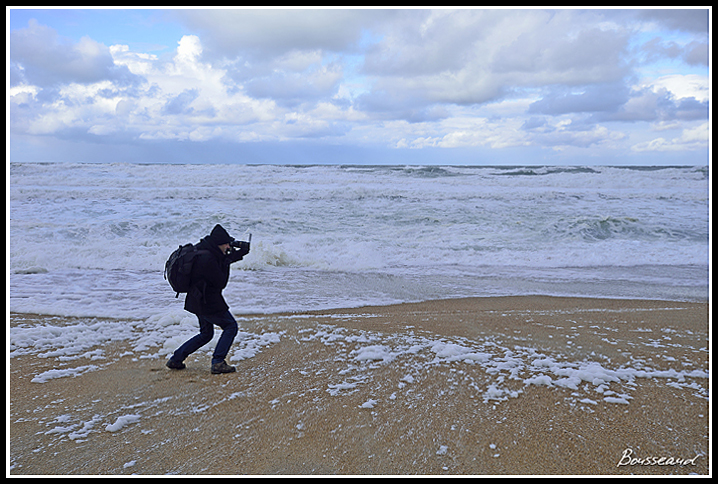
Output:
[30, 365, 102, 383]
[10, 312, 284, 376]
[12, 310, 708, 405]
[9, 306, 709, 457]
[297, 320, 708, 406]
[105, 415, 142, 432]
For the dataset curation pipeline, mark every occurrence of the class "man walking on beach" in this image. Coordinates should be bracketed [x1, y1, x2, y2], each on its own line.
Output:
[166, 224, 249, 374]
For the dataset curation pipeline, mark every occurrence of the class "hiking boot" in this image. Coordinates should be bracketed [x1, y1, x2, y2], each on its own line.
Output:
[166, 359, 186, 370]
[211, 360, 236, 374]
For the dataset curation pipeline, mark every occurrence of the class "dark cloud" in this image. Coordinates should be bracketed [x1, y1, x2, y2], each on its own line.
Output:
[171, 9, 397, 60]
[683, 41, 709, 66]
[361, 10, 502, 77]
[491, 24, 631, 86]
[358, 10, 634, 114]
[242, 62, 344, 107]
[528, 81, 708, 125]
[162, 89, 200, 115]
[528, 83, 631, 116]
[355, 86, 452, 123]
[634, 8, 709, 33]
[641, 38, 709, 67]
[521, 117, 552, 132]
[598, 88, 708, 123]
[10, 19, 141, 89]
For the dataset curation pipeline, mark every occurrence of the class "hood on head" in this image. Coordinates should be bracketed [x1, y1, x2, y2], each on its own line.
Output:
[208, 224, 234, 246]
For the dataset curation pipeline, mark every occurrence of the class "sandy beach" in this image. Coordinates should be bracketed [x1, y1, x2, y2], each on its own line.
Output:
[9, 296, 710, 475]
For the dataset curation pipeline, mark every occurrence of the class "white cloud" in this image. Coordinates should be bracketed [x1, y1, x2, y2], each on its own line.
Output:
[9, 84, 40, 102]
[631, 122, 709, 152]
[110, 44, 157, 76]
[169, 35, 204, 76]
[642, 74, 709, 102]
[8, 9, 710, 164]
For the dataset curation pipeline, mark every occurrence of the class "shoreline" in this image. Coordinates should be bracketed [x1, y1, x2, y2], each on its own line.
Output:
[9, 296, 711, 475]
[8, 292, 711, 327]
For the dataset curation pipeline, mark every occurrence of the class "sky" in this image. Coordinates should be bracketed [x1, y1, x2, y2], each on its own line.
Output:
[7, 7, 711, 165]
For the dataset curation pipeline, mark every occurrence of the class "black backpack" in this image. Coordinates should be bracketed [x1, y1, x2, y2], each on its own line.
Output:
[164, 244, 209, 297]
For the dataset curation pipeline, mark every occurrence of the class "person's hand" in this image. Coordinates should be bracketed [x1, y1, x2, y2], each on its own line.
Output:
[226, 244, 249, 263]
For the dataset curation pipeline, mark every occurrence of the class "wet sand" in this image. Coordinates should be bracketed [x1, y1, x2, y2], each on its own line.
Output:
[8, 296, 710, 475]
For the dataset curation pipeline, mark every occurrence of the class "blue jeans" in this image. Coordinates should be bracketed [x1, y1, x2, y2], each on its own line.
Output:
[171, 310, 238, 365]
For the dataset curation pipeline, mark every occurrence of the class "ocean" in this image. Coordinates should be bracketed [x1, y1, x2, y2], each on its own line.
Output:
[9, 163, 710, 321]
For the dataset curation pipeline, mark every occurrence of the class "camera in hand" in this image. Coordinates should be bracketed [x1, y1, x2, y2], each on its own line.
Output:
[230, 233, 251, 256]
[231, 240, 250, 251]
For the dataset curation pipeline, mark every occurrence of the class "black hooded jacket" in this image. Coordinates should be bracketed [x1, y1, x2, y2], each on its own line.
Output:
[184, 225, 240, 316]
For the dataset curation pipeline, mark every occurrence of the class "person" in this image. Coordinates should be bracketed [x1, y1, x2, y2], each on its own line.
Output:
[166, 224, 249, 374]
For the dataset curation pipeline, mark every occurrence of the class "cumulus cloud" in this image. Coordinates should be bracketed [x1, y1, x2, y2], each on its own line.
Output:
[632, 122, 709, 152]
[10, 19, 139, 89]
